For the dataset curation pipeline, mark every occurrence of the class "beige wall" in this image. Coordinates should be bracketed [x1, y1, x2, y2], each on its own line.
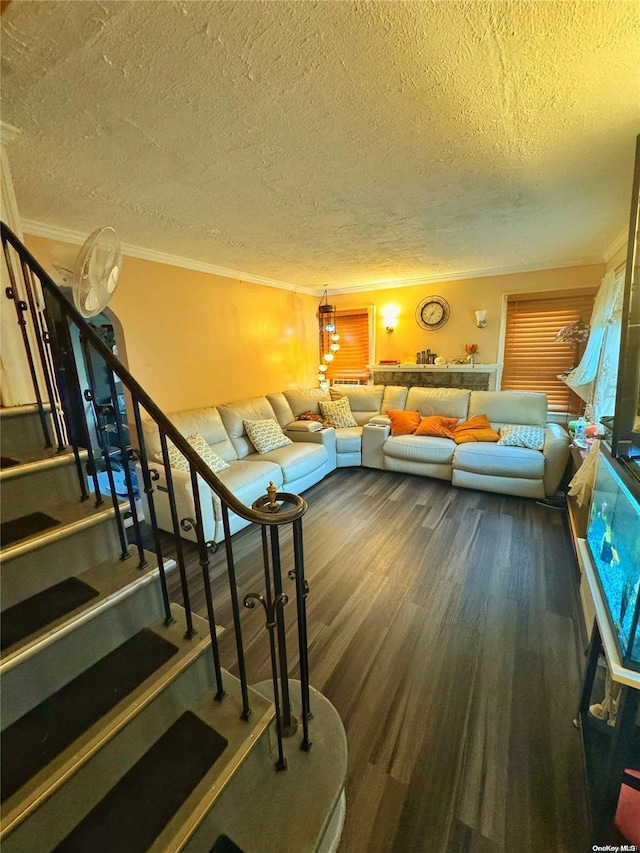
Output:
[23, 231, 608, 409]
[25, 234, 319, 412]
[331, 263, 605, 366]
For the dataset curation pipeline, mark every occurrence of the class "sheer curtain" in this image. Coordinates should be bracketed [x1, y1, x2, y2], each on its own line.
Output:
[565, 269, 625, 424]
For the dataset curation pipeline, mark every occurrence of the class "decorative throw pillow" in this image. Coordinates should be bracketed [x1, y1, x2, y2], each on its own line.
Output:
[243, 418, 293, 454]
[497, 424, 545, 450]
[154, 433, 230, 473]
[319, 397, 358, 429]
[414, 415, 458, 438]
[298, 410, 330, 427]
[453, 414, 500, 445]
[386, 409, 421, 436]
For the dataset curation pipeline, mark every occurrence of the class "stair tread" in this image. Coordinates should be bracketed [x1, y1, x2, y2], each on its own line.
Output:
[0, 511, 61, 547]
[0, 497, 128, 562]
[0, 446, 82, 480]
[1, 576, 99, 652]
[56, 711, 228, 853]
[1, 546, 175, 665]
[1, 628, 179, 804]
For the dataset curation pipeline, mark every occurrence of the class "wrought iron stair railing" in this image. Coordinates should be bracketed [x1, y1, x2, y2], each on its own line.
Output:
[1, 221, 312, 767]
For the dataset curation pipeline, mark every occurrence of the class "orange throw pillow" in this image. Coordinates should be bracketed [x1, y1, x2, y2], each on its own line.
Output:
[387, 409, 421, 436]
[453, 413, 500, 444]
[414, 416, 458, 438]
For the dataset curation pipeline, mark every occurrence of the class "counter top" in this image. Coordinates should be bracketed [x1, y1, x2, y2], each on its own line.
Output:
[367, 363, 500, 371]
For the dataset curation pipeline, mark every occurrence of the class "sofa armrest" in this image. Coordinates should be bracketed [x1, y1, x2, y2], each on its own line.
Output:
[368, 415, 391, 426]
[542, 423, 571, 497]
[284, 427, 337, 471]
[286, 420, 325, 432]
[136, 461, 217, 543]
[362, 423, 390, 469]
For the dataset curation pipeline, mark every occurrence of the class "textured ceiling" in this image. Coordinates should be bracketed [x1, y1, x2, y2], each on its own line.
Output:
[2, 0, 639, 291]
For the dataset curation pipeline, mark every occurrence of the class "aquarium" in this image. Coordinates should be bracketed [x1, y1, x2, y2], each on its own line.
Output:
[586, 447, 640, 670]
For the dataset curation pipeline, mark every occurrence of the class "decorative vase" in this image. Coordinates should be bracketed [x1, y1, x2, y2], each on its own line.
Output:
[467, 355, 475, 366]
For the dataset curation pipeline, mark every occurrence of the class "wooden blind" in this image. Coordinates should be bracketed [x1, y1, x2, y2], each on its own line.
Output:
[326, 308, 370, 381]
[502, 288, 598, 413]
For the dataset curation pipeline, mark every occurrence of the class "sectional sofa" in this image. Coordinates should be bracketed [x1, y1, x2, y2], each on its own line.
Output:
[138, 384, 570, 543]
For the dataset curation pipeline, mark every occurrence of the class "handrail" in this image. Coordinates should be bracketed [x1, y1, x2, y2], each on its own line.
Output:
[1, 222, 306, 527]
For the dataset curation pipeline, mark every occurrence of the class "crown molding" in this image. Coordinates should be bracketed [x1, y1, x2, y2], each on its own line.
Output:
[603, 227, 628, 263]
[22, 219, 320, 296]
[23, 219, 607, 297]
[328, 257, 604, 294]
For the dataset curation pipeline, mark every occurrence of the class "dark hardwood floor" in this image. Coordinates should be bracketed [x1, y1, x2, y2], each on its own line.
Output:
[152, 467, 590, 852]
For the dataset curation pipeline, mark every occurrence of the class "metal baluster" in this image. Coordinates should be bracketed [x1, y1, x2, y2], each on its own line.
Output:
[221, 504, 251, 720]
[80, 336, 129, 560]
[106, 366, 146, 568]
[2, 238, 52, 447]
[269, 524, 294, 734]
[158, 432, 196, 639]
[291, 517, 312, 751]
[19, 260, 66, 452]
[185, 466, 225, 700]
[132, 400, 173, 624]
[244, 588, 289, 771]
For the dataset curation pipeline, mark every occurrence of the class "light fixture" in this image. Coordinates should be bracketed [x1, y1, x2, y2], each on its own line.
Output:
[475, 310, 487, 328]
[318, 290, 338, 388]
[381, 305, 399, 334]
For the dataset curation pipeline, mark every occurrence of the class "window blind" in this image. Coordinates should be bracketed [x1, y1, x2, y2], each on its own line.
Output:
[502, 288, 598, 413]
[326, 308, 370, 381]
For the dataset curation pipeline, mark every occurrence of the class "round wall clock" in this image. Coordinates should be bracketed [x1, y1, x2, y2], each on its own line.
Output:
[416, 295, 450, 331]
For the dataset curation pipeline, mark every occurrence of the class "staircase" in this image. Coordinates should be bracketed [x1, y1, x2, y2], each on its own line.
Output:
[0, 224, 347, 852]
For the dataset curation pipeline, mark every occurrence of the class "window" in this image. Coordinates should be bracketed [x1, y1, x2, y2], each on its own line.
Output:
[502, 288, 598, 413]
[326, 308, 373, 382]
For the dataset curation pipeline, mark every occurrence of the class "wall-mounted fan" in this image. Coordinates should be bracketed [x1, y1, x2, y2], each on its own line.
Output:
[58, 227, 122, 318]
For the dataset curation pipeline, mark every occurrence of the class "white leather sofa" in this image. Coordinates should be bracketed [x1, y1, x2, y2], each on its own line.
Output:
[138, 384, 570, 543]
[362, 387, 569, 499]
[138, 396, 335, 544]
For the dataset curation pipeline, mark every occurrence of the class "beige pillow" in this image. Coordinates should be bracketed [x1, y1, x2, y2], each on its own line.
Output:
[244, 418, 293, 454]
[319, 397, 357, 429]
[154, 433, 230, 473]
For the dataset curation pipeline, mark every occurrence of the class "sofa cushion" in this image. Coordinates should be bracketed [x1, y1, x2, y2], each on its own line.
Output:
[283, 388, 330, 417]
[497, 424, 546, 450]
[415, 416, 457, 438]
[142, 407, 237, 462]
[405, 387, 470, 420]
[468, 391, 547, 428]
[453, 442, 545, 479]
[387, 409, 420, 436]
[155, 433, 230, 473]
[320, 397, 358, 429]
[381, 385, 409, 412]
[211, 459, 284, 518]
[218, 397, 279, 458]
[452, 414, 500, 444]
[246, 442, 328, 484]
[329, 385, 385, 425]
[335, 426, 363, 453]
[244, 418, 293, 454]
[384, 434, 456, 465]
[265, 391, 296, 428]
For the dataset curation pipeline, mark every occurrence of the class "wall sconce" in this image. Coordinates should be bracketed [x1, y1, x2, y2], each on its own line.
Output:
[475, 310, 487, 328]
[382, 306, 399, 334]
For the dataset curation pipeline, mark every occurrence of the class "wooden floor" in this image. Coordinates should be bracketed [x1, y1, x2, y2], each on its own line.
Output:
[155, 467, 590, 853]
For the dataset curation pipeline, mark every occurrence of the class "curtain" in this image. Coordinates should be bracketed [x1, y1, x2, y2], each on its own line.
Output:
[564, 270, 625, 424]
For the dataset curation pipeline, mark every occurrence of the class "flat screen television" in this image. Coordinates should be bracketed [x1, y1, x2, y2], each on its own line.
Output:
[609, 134, 640, 484]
